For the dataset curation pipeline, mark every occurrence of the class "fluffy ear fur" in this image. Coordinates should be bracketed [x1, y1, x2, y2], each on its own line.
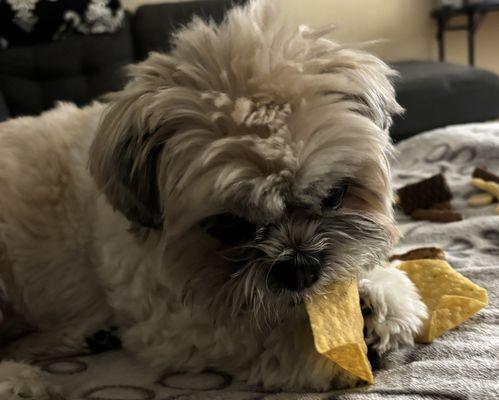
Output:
[88, 56, 179, 229]
[90, 126, 164, 229]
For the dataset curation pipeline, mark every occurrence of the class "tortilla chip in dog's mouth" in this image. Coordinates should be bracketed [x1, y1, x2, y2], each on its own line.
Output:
[305, 279, 373, 384]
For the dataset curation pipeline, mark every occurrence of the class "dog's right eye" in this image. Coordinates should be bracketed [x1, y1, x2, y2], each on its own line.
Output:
[322, 179, 349, 210]
[199, 213, 256, 245]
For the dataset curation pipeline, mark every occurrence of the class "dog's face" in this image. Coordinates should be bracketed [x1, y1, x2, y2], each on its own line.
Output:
[89, 0, 402, 322]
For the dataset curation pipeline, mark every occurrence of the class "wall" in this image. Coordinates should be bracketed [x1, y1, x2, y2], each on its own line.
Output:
[122, 0, 499, 74]
[443, 13, 499, 73]
[278, 0, 436, 62]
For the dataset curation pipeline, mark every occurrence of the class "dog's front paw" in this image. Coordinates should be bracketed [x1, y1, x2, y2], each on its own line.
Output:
[0, 361, 61, 400]
[359, 266, 428, 354]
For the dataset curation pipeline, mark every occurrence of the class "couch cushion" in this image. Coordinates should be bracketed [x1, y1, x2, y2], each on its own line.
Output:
[0, 15, 134, 118]
[391, 61, 499, 142]
[132, 0, 247, 60]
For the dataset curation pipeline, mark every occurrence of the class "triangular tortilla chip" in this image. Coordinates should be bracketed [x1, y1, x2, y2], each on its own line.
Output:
[398, 259, 488, 343]
[305, 279, 373, 384]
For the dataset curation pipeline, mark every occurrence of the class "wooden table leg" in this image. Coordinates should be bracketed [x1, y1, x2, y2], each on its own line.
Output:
[467, 9, 476, 66]
[437, 16, 446, 62]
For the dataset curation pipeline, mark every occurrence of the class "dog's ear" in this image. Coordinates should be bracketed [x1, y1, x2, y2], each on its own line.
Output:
[89, 56, 178, 229]
[89, 102, 164, 229]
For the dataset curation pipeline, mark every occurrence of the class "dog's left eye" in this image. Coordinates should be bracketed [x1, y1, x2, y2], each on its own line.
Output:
[322, 180, 349, 210]
[200, 213, 256, 245]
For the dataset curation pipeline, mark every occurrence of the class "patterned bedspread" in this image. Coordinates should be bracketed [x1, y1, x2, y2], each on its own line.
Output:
[43, 122, 499, 400]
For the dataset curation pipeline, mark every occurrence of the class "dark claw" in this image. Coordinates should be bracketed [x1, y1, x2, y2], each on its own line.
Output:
[86, 328, 122, 354]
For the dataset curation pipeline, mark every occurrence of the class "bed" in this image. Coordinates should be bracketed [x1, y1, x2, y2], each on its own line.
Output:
[40, 122, 499, 400]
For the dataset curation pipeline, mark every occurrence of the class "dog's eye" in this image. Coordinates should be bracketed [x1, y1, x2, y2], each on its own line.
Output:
[322, 180, 349, 210]
[200, 213, 256, 245]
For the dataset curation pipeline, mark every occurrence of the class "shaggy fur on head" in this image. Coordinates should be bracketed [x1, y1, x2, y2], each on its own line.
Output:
[0, 0, 426, 394]
[89, 0, 402, 321]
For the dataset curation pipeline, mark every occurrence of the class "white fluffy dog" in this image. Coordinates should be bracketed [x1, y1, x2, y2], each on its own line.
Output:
[0, 0, 427, 397]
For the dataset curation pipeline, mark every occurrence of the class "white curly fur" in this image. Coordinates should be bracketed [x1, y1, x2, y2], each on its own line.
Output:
[0, 1, 425, 396]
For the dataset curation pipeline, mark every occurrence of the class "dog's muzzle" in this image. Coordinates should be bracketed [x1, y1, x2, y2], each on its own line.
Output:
[203, 210, 390, 301]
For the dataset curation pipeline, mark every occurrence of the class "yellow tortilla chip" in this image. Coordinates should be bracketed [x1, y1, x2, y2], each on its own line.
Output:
[398, 259, 488, 343]
[471, 178, 499, 200]
[305, 279, 373, 384]
[467, 192, 494, 207]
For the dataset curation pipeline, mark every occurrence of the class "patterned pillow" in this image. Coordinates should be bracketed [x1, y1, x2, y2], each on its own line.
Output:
[0, 0, 125, 49]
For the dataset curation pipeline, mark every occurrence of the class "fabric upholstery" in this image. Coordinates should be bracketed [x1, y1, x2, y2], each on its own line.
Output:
[0, 15, 134, 118]
[0, 0, 124, 49]
[0, 1, 247, 120]
[391, 61, 499, 142]
[26, 121, 499, 400]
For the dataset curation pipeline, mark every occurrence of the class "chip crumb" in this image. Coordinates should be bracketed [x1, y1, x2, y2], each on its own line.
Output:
[390, 247, 445, 262]
[467, 193, 495, 207]
[430, 201, 452, 210]
[411, 209, 463, 223]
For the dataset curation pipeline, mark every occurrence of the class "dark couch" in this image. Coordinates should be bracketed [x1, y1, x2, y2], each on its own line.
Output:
[0, 0, 245, 120]
[1, 0, 498, 142]
[392, 60, 499, 141]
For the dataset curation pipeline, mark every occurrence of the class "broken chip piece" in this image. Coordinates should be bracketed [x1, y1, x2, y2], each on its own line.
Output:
[397, 259, 488, 343]
[305, 279, 373, 385]
[411, 209, 463, 223]
[471, 178, 499, 200]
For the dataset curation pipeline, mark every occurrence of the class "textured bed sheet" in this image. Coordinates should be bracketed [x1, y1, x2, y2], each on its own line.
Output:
[40, 122, 499, 400]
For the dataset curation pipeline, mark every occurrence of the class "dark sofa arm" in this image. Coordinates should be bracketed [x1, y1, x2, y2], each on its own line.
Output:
[0, 90, 10, 122]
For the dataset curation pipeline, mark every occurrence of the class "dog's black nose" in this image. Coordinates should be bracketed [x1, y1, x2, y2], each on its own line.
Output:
[269, 252, 324, 291]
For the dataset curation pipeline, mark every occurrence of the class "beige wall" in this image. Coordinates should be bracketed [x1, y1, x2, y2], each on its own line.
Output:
[276, 0, 435, 62]
[122, 0, 499, 74]
[443, 13, 499, 73]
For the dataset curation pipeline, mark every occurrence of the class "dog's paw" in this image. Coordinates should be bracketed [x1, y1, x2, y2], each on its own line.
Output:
[0, 361, 61, 400]
[359, 266, 428, 354]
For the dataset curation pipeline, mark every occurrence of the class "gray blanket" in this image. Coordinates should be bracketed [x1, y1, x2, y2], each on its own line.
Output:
[46, 122, 499, 400]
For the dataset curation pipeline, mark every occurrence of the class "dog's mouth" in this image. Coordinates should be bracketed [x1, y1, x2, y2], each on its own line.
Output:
[216, 246, 350, 322]
[220, 244, 329, 294]
[200, 212, 391, 322]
